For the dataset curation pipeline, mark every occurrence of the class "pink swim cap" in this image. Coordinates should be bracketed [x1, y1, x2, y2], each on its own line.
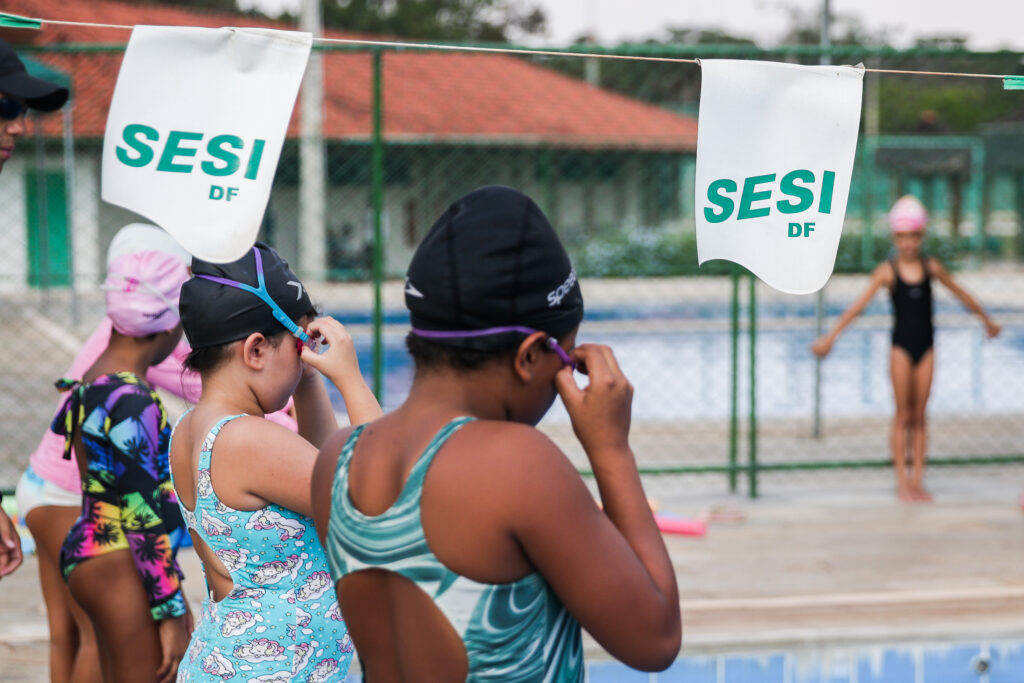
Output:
[889, 195, 927, 233]
[104, 250, 189, 337]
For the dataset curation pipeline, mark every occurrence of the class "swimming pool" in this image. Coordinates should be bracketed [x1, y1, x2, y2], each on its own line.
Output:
[584, 640, 1024, 682]
[327, 302, 1024, 424]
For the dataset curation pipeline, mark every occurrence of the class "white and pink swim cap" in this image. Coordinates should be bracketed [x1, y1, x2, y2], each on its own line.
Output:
[106, 222, 191, 268]
[888, 195, 927, 233]
[104, 250, 189, 337]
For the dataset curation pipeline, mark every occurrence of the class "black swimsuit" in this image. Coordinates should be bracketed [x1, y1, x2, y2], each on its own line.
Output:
[890, 258, 934, 365]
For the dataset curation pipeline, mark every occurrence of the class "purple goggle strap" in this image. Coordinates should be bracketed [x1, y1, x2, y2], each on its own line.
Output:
[194, 247, 312, 345]
[410, 325, 575, 369]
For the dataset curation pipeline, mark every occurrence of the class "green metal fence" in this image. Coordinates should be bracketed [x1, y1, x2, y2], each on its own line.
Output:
[3, 40, 1024, 498]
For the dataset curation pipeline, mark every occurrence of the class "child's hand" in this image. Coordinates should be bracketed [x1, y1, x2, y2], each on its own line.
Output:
[554, 344, 633, 462]
[985, 320, 1001, 339]
[810, 335, 834, 358]
[156, 614, 190, 683]
[299, 317, 361, 387]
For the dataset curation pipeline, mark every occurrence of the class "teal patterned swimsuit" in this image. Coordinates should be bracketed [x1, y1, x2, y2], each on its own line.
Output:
[326, 417, 584, 682]
[172, 414, 352, 682]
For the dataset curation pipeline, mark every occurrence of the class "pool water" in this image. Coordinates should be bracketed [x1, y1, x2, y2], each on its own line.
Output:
[328, 305, 1024, 424]
[585, 640, 1024, 683]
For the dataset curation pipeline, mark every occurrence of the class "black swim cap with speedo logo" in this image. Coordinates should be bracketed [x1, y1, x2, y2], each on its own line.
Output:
[405, 185, 584, 350]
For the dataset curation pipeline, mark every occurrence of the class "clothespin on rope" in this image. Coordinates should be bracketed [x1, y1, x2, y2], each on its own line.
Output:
[0, 12, 42, 30]
[1004, 75, 1024, 91]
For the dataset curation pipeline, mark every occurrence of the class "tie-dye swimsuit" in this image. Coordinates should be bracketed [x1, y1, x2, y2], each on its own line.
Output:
[172, 414, 351, 682]
[326, 417, 584, 681]
[57, 372, 186, 620]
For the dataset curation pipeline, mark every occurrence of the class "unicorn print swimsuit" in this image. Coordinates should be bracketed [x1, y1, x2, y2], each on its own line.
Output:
[173, 414, 351, 682]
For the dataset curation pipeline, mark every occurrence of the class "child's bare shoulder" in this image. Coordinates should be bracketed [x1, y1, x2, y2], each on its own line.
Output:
[456, 420, 573, 476]
[873, 260, 895, 285]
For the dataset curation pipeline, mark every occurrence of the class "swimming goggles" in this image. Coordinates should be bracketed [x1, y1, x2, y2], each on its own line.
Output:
[196, 247, 321, 352]
[0, 97, 29, 121]
[410, 325, 575, 370]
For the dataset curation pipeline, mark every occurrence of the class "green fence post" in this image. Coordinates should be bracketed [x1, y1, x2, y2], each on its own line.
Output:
[969, 138, 986, 257]
[728, 266, 740, 492]
[371, 48, 385, 401]
[861, 138, 876, 271]
[1016, 174, 1024, 260]
[748, 273, 758, 499]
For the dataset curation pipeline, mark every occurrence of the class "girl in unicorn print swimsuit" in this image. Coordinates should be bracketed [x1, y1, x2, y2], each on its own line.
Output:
[170, 243, 381, 681]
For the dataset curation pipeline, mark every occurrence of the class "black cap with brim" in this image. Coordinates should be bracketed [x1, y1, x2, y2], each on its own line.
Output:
[405, 185, 584, 350]
[0, 40, 69, 111]
[180, 242, 313, 349]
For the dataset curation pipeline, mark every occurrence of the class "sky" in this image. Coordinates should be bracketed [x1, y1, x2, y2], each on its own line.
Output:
[241, 0, 1024, 51]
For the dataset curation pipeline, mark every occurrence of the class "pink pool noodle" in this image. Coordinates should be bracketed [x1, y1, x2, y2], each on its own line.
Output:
[654, 513, 707, 537]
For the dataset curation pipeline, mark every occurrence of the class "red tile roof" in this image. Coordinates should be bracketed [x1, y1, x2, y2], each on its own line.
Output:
[3, 0, 697, 150]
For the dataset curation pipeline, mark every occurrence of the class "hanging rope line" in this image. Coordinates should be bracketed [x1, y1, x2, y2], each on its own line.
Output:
[1, 13, 1018, 81]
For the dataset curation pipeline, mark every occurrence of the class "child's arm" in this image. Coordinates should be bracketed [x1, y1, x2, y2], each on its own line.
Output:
[929, 259, 1001, 338]
[811, 262, 892, 357]
[299, 317, 382, 440]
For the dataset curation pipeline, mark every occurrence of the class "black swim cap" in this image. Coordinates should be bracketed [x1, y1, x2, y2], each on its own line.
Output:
[405, 186, 583, 349]
[180, 241, 313, 349]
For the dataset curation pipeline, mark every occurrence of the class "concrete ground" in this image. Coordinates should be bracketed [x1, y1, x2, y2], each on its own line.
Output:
[2, 467, 1022, 681]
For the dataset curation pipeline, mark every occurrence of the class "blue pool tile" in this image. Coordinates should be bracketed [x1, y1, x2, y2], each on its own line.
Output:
[922, 644, 981, 683]
[587, 662, 649, 683]
[722, 653, 786, 683]
[658, 656, 718, 683]
[988, 642, 1024, 683]
[791, 657, 854, 683]
[857, 650, 916, 683]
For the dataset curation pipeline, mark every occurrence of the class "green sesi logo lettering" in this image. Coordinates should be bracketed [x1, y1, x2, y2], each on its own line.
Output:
[704, 170, 836, 224]
[115, 124, 266, 181]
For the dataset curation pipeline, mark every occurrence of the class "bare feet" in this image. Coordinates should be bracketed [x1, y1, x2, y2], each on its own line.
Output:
[897, 481, 916, 502]
[911, 483, 933, 502]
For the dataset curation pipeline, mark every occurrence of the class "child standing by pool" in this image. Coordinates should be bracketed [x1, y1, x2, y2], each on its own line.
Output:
[312, 186, 681, 679]
[58, 249, 192, 682]
[171, 242, 380, 681]
[812, 195, 1001, 501]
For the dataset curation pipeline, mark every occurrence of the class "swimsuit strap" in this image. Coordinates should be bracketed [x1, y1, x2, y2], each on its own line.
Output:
[193, 414, 249, 512]
[172, 406, 194, 432]
[335, 416, 476, 499]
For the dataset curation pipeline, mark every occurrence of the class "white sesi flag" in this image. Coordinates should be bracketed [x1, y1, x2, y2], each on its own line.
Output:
[102, 25, 312, 263]
[695, 59, 865, 294]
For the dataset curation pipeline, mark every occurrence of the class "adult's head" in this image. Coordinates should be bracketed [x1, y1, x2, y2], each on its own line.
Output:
[0, 39, 69, 174]
[104, 250, 189, 364]
[180, 242, 316, 409]
[404, 185, 584, 421]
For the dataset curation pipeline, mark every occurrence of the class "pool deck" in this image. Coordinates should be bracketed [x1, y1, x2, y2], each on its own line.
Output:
[2, 469, 1022, 680]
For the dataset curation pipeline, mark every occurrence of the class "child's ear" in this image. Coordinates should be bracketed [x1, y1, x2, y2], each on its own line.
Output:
[241, 333, 268, 370]
[513, 332, 548, 383]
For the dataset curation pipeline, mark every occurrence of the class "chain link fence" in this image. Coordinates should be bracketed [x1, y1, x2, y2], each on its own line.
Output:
[3, 41, 1024, 497]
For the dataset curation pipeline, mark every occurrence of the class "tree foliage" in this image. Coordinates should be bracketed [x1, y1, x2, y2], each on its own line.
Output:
[296, 0, 546, 42]
[137, 0, 248, 13]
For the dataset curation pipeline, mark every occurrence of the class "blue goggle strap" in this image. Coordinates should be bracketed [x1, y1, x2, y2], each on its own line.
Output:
[195, 248, 311, 345]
